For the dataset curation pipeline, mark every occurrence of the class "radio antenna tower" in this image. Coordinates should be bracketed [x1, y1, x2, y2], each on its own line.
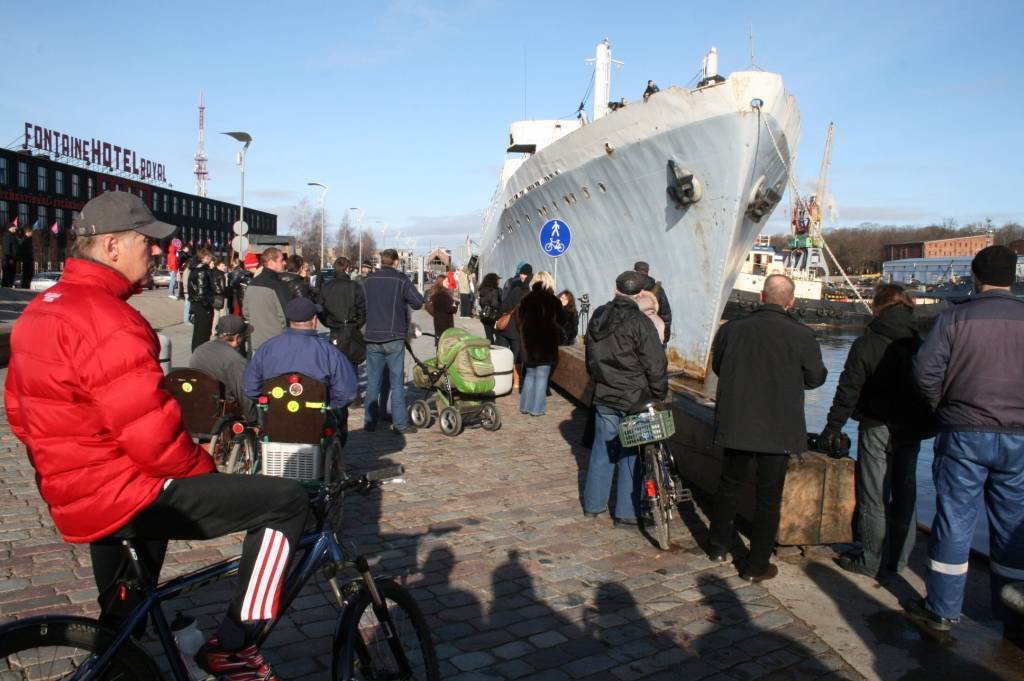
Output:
[193, 91, 209, 197]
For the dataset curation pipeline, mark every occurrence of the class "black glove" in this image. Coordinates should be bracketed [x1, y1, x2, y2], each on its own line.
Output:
[818, 425, 843, 455]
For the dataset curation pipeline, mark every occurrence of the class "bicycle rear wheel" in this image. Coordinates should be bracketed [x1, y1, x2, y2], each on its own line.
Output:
[642, 444, 671, 550]
[334, 578, 439, 681]
[225, 432, 257, 474]
[0, 616, 161, 680]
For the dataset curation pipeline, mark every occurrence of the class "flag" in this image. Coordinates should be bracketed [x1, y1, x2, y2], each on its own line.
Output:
[10, 217, 17, 228]
[31, 219, 40, 231]
[50, 221, 59, 235]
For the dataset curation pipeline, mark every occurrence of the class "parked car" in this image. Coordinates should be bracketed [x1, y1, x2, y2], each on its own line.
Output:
[29, 272, 62, 292]
[149, 269, 172, 289]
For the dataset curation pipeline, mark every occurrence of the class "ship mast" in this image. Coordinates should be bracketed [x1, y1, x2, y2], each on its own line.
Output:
[194, 91, 209, 197]
[587, 39, 622, 121]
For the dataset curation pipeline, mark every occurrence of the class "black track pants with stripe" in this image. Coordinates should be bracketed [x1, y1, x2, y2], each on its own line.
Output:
[90, 473, 309, 648]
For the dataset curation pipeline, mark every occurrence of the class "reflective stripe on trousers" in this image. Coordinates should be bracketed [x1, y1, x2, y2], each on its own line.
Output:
[926, 431, 1024, 623]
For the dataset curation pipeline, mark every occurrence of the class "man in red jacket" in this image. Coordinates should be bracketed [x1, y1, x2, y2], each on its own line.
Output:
[4, 191, 307, 681]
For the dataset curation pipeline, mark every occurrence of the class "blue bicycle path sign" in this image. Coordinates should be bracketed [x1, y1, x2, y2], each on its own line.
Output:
[539, 219, 571, 258]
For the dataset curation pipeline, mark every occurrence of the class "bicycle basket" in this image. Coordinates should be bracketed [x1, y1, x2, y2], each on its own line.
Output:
[618, 409, 675, 447]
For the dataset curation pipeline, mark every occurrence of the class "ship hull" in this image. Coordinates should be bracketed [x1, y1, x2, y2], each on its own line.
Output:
[479, 72, 799, 377]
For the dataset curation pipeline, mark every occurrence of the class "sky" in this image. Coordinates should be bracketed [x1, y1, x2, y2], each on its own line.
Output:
[3, 0, 1022, 253]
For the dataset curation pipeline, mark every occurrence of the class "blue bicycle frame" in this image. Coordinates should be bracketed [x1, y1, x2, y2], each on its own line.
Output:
[71, 526, 348, 681]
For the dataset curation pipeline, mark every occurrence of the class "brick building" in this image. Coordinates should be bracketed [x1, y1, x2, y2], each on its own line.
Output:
[883, 234, 994, 263]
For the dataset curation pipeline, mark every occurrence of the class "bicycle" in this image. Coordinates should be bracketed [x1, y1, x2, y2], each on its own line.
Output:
[208, 415, 260, 475]
[0, 465, 440, 681]
[619, 402, 692, 551]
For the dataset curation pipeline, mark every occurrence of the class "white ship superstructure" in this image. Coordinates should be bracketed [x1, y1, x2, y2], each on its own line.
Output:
[479, 40, 800, 378]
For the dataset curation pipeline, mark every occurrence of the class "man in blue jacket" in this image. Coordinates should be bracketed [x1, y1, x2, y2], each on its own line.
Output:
[910, 245, 1024, 643]
[243, 297, 358, 439]
[362, 249, 423, 434]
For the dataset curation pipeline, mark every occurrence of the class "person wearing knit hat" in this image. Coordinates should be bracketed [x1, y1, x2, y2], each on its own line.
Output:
[495, 262, 534, 389]
[909, 243, 1024, 640]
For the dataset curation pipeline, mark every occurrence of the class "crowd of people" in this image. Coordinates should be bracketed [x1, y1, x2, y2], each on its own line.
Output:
[3, 190, 1022, 681]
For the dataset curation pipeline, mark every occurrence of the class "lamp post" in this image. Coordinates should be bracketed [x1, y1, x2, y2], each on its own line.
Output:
[221, 131, 252, 263]
[349, 207, 363, 265]
[308, 182, 329, 270]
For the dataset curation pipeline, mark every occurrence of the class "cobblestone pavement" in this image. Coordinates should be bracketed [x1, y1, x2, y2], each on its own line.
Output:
[0, 358, 865, 681]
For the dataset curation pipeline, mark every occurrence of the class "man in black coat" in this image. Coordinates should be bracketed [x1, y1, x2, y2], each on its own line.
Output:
[495, 263, 533, 377]
[18, 226, 34, 289]
[707, 274, 827, 582]
[317, 256, 367, 366]
[582, 270, 668, 526]
[1, 222, 19, 287]
[634, 261, 671, 345]
[187, 248, 216, 352]
[820, 285, 934, 579]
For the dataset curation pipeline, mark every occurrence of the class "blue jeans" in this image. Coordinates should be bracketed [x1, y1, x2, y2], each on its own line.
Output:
[169, 272, 177, 297]
[582, 406, 638, 519]
[519, 364, 552, 415]
[926, 431, 1024, 624]
[364, 340, 407, 429]
[851, 424, 920, 574]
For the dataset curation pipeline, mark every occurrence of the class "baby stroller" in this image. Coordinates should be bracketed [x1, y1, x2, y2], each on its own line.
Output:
[408, 327, 502, 436]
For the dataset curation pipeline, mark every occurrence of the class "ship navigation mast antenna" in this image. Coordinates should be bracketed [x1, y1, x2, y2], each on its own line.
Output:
[585, 39, 623, 121]
[194, 91, 209, 197]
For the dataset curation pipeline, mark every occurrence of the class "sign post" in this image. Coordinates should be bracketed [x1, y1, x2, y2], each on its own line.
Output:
[539, 219, 572, 285]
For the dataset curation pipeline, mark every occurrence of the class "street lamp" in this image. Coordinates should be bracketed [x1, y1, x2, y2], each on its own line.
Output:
[308, 182, 329, 270]
[221, 131, 252, 262]
[349, 207, 363, 265]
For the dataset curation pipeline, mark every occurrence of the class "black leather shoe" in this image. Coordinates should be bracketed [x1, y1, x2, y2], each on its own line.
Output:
[906, 599, 956, 632]
[613, 517, 639, 527]
[835, 554, 879, 579]
[739, 564, 779, 583]
[707, 551, 729, 563]
[392, 424, 418, 435]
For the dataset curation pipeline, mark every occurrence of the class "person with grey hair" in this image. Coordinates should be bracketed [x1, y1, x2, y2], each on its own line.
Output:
[706, 273, 827, 582]
[5, 192, 309, 681]
[242, 247, 291, 353]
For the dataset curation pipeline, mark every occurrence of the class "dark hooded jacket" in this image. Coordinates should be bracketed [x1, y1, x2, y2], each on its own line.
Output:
[518, 283, 565, 365]
[497, 276, 530, 342]
[712, 304, 827, 454]
[826, 305, 935, 438]
[585, 294, 668, 411]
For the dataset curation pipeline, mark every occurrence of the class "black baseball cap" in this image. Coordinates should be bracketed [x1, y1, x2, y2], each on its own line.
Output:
[74, 191, 176, 239]
[215, 314, 251, 337]
[285, 297, 321, 322]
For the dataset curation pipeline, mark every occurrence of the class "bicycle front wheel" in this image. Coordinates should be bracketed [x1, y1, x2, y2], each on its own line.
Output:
[0, 615, 161, 680]
[334, 578, 439, 681]
[642, 444, 671, 550]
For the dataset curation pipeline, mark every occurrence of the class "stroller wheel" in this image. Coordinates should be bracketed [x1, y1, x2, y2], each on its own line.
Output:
[439, 406, 463, 437]
[480, 402, 502, 431]
[409, 400, 432, 428]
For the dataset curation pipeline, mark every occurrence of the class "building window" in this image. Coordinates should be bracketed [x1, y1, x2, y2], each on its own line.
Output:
[163, 195, 169, 213]
[37, 166, 47, 192]
[0, 201, 8, 226]
[87, 177, 95, 199]
[55, 170, 65, 194]
[37, 205, 48, 229]
[172, 196, 178, 215]
[71, 174, 80, 198]
[101, 180, 108, 192]
[153, 191, 160, 210]
[55, 208, 64, 232]
[0, 157, 7, 185]
[18, 203, 29, 227]
[18, 162, 29, 188]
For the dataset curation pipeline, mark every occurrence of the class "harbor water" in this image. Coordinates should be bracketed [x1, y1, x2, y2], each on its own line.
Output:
[805, 329, 991, 555]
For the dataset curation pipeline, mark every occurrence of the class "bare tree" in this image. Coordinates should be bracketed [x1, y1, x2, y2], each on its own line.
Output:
[287, 197, 330, 269]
